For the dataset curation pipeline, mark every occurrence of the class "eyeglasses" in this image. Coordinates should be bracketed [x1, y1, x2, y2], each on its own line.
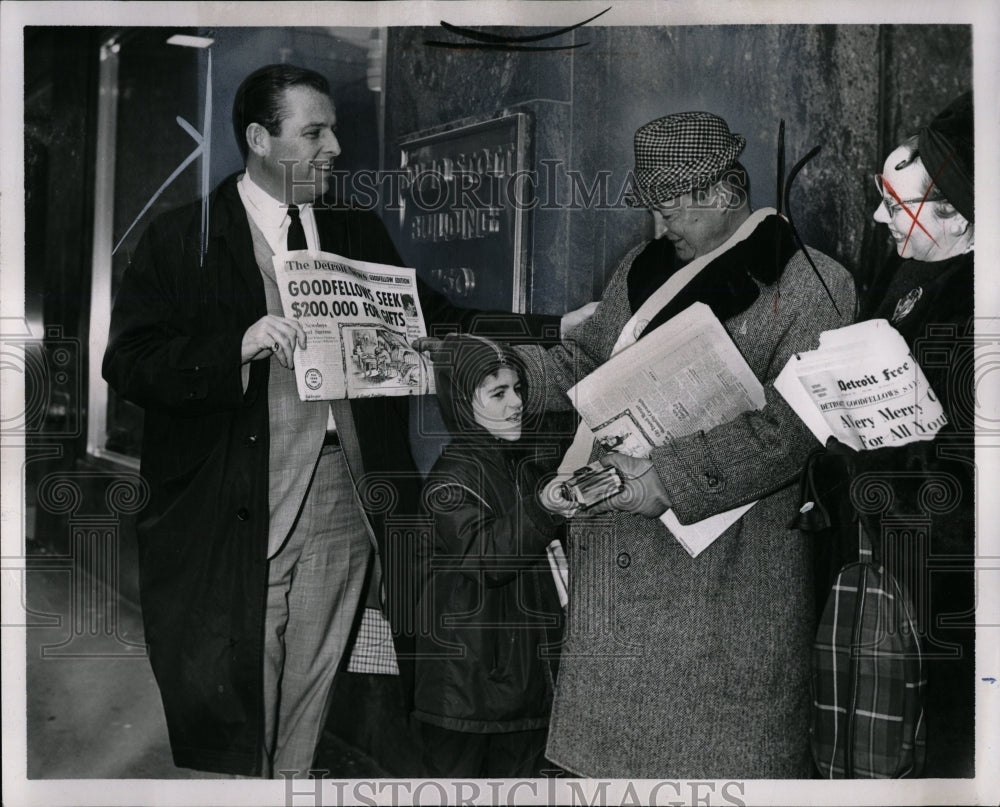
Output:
[874, 173, 943, 217]
[873, 172, 945, 250]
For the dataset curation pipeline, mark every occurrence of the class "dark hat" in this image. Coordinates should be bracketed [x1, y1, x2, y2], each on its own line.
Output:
[918, 91, 973, 222]
[628, 112, 746, 207]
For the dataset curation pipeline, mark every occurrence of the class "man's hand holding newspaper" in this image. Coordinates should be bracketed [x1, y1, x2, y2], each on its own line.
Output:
[548, 302, 766, 557]
[592, 453, 671, 518]
[241, 314, 307, 369]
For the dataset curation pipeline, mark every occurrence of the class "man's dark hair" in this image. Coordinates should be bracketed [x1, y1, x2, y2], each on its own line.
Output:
[231, 64, 331, 161]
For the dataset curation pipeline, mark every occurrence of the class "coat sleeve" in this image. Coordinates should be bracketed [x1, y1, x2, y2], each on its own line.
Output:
[102, 215, 250, 415]
[422, 473, 561, 589]
[514, 245, 642, 413]
[418, 278, 562, 345]
[344, 206, 563, 343]
[651, 249, 858, 524]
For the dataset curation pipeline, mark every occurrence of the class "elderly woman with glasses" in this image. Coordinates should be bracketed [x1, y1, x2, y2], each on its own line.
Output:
[798, 91, 975, 778]
[868, 103, 974, 311]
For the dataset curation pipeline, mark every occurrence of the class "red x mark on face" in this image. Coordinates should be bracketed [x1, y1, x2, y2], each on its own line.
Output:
[877, 174, 939, 254]
[877, 149, 957, 255]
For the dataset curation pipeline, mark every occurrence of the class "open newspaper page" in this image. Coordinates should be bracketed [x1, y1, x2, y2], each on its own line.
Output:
[775, 319, 947, 450]
[566, 302, 766, 556]
[568, 302, 765, 455]
[273, 250, 432, 400]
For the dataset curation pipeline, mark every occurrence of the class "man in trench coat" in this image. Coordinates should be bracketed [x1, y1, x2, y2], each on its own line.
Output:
[102, 63, 576, 777]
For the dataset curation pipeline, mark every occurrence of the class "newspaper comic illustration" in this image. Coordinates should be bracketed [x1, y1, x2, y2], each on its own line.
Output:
[774, 319, 947, 450]
[273, 250, 431, 400]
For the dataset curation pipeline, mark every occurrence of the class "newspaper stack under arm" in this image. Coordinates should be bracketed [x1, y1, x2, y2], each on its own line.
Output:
[563, 302, 766, 558]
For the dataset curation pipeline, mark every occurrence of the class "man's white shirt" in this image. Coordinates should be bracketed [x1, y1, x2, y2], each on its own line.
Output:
[236, 172, 336, 433]
[237, 171, 320, 253]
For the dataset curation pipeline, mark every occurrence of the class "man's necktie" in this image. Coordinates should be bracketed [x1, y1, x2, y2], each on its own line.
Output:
[286, 205, 307, 251]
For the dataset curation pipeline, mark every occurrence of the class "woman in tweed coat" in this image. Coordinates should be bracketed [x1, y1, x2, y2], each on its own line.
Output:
[515, 112, 857, 778]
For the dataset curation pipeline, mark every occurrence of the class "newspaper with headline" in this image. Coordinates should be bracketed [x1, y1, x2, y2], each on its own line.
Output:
[566, 302, 767, 557]
[774, 318, 947, 450]
[273, 250, 431, 400]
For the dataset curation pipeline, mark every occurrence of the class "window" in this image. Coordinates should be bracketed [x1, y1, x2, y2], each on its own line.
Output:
[86, 27, 385, 465]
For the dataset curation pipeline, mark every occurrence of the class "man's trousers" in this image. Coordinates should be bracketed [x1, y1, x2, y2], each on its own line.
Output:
[262, 443, 371, 777]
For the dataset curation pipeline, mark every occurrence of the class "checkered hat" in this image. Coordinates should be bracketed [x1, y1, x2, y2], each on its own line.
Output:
[628, 112, 746, 207]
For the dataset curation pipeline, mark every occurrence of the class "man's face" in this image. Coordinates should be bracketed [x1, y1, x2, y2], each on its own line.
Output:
[873, 144, 953, 263]
[649, 188, 736, 262]
[256, 86, 341, 205]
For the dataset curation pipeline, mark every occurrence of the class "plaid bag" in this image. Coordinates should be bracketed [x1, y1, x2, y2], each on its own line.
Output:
[810, 527, 926, 778]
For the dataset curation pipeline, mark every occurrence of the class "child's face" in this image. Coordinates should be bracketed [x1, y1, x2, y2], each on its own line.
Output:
[471, 367, 523, 442]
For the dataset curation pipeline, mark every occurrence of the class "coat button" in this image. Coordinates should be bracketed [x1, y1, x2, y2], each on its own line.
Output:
[616, 551, 631, 569]
[236, 507, 250, 521]
[706, 474, 719, 487]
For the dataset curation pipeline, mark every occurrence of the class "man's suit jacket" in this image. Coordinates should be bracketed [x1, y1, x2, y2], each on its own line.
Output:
[103, 173, 558, 775]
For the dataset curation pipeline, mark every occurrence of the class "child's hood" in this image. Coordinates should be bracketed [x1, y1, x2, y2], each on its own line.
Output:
[432, 335, 526, 438]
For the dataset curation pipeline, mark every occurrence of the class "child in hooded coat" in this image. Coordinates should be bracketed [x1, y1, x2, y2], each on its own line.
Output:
[413, 335, 565, 778]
